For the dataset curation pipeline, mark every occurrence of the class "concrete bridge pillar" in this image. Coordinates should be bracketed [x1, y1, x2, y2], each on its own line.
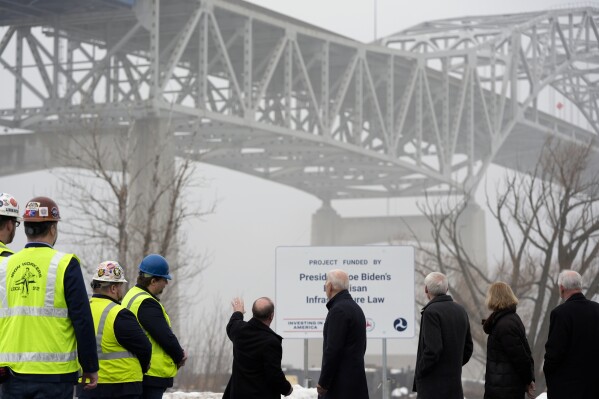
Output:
[128, 117, 180, 320]
[129, 117, 175, 263]
[310, 200, 487, 265]
[456, 201, 487, 268]
[310, 200, 340, 245]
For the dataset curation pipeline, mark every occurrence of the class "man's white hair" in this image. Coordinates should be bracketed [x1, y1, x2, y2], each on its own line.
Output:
[424, 272, 449, 296]
[558, 269, 582, 291]
[327, 269, 350, 290]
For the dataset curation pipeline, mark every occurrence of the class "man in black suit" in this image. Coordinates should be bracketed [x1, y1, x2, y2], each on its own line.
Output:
[544, 269, 599, 399]
[413, 272, 473, 399]
[317, 269, 369, 399]
[224, 297, 292, 399]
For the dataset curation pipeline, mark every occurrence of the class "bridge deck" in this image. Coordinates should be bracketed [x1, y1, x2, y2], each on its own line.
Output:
[0, 1, 597, 199]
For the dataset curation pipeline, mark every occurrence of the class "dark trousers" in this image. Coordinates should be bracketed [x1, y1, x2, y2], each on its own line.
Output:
[2, 379, 73, 399]
[141, 387, 166, 399]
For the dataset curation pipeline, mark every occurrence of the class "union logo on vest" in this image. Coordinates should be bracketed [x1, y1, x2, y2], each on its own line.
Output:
[13, 265, 39, 297]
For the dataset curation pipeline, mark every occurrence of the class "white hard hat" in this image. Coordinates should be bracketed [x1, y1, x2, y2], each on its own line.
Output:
[0, 193, 22, 222]
[93, 261, 128, 283]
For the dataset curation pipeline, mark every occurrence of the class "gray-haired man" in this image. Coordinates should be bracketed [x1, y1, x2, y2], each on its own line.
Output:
[413, 272, 473, 399]
[544, 270, 599, 399]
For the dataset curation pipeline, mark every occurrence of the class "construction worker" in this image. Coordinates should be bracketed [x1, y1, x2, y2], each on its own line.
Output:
[122, 254, 187, 399]
[77, 261, 152, 399]
[0, 196, 99, 398]
[0, 193, 21, 257]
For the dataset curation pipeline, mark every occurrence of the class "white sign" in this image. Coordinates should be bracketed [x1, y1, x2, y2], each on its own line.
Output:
[275, 246, 415, 339]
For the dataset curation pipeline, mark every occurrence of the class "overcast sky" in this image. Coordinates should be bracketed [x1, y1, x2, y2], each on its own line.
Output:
[248, 0, 562, 43]
[0, 0, 580, 369]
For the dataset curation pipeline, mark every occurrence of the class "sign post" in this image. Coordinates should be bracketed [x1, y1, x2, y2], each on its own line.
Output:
[383, 338, 388, 399]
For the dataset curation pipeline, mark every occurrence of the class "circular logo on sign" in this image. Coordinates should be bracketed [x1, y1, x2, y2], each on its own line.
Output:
[393, 317, 408, 332]
[365, 318, 375, 332]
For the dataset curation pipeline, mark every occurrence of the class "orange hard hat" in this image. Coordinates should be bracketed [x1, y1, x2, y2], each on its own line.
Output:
[23, 196, 61, 222]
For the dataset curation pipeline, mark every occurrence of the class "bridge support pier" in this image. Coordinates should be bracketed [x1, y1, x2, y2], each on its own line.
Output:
[129, 117, 175, 259]
[129, 116, 180, 320]
[310, 200, 487, 266]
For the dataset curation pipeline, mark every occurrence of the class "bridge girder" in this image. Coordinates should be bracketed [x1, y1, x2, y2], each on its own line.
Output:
[0, 0, 597, 200]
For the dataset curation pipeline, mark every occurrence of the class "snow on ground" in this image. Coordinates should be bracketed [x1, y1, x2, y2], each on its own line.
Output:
[165, 393, 222, 399]
[165, 388, 547, 399]
[164, 385, 318, 399]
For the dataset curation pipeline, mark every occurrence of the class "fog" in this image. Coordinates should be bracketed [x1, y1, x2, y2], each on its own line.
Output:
[0, 0, 573, 373]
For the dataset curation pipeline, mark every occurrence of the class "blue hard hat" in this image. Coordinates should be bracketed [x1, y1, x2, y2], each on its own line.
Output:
[139, 254, 172, 280]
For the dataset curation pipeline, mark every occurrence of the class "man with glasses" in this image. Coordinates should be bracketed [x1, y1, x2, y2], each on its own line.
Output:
[0, 193, 21, 257]
[122, 254, 187, 399]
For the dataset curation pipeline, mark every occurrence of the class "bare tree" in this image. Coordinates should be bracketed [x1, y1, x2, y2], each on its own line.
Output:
[53, 117, 214, 280]
[53, 116, 219, 390]
[177, 298, 233, 392]
[408, 139, 599, 392]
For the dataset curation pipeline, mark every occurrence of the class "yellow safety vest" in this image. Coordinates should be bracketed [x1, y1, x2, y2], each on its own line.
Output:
[0, 242, 14, 257]
[0, 246, 78, 374]
[90, 296, 143, 383]
[122, 286, 178, 379]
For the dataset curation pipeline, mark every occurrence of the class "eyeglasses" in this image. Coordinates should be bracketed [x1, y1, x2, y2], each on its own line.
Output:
[13, 220, 20, 228]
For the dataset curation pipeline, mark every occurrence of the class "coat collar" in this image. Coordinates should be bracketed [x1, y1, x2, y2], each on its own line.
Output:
[421, 294, 453, 314]
[248, 317, 283, 341]
[326, 289, 351, 310]
[135, 284, 160, 301]
[92, 293, 121, 305]
[482, 307, 516, 334]
[566, 292, 586, 302]
[24, 242, 53, 248]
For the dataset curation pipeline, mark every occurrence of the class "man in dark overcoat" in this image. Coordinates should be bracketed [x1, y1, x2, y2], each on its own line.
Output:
[544, 269, 599, 399]
[413, 272, 473, 399]
[223, 297, 293, 399]
[317, 269, 369, 399]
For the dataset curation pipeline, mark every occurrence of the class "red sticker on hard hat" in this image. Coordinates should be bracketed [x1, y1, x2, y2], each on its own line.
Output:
[9, 198, 17, 207]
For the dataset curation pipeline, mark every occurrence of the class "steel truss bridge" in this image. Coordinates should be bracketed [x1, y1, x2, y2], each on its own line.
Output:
[0, 0, 598, 201]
